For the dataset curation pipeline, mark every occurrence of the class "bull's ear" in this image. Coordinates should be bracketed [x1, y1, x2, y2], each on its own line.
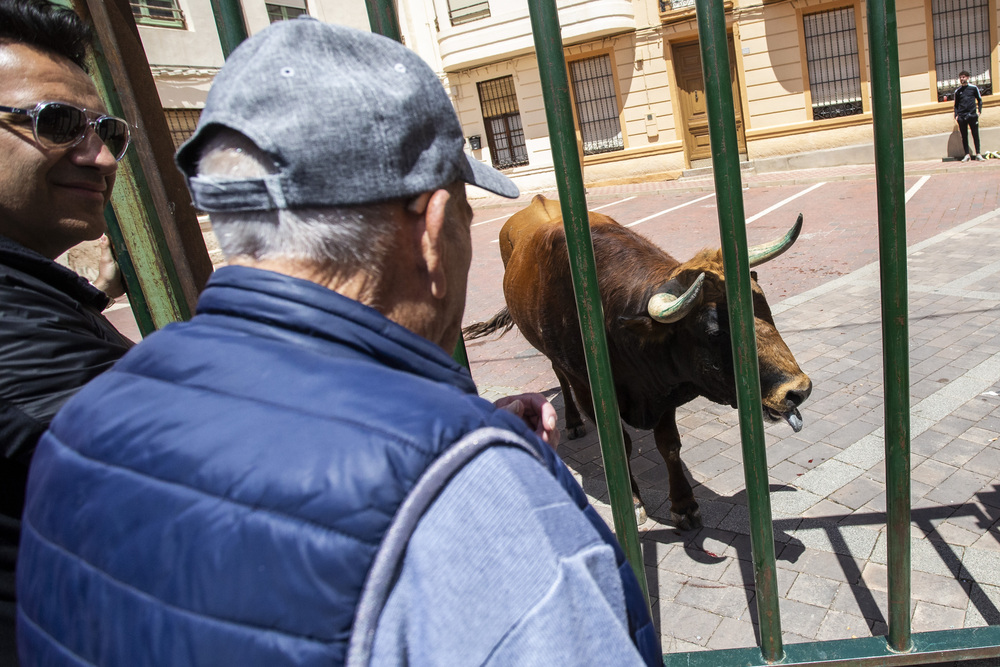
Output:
[750, 270, 759, 282]
[618, 314, 655, 335]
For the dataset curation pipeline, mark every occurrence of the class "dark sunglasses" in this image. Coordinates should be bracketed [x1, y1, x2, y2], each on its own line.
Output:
[0, 101, 131, 161]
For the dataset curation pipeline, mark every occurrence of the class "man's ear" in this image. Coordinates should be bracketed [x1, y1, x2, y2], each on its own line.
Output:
[411, 188, 452, 300]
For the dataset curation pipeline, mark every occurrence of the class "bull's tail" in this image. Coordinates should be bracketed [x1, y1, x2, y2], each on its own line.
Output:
[462, 307, 515, 340]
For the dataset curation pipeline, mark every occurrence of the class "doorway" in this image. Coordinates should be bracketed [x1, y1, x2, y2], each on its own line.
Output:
[673, 38, 747, 162]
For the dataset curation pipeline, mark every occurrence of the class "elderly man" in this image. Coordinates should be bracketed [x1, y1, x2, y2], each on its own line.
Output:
[17, 18, 659, 666]
[0, 0, 133, 658]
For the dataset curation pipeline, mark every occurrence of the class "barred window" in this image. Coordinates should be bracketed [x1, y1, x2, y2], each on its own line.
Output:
[267, 1, 308, 23]
[164, 109, 202, 150]
[449, 0, 490, 26]
[803, 7, 863, 120]
[932, 0, 992, 101]
[569, 55, 624, 155]
[130, 0, 185, 29]
[477, 76, 528, 170]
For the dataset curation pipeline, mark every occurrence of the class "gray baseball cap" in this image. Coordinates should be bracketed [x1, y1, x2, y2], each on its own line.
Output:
[175, 17, 518, 211]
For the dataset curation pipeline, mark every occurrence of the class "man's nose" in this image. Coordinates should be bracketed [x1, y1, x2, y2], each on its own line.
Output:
[70, 127, 119, 171]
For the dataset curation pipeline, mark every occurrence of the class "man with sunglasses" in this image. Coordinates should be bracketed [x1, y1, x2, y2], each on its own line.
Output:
[0, 1, 133, 659]
[17, 19, 659, 667]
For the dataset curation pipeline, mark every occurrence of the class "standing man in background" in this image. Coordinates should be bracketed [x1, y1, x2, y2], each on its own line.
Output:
[0, 0, 133, 659]
[954, 70, 985, 162]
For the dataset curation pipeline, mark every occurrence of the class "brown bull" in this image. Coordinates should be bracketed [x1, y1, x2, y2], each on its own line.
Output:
[464, 195, 811, 529]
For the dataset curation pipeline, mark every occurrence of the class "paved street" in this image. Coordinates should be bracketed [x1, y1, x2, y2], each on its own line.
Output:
[462, 158, 1000, 657]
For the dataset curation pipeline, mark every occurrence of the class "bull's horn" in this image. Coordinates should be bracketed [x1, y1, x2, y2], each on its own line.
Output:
[748, 213, 803, 267]
[648, 273, 706, 324]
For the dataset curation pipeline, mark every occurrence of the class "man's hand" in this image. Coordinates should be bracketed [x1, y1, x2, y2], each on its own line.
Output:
[93, 235, 125, 300]
[495, 393, 561, 450]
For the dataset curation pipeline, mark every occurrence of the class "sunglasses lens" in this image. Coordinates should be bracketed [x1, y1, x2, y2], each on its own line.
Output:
[34, 103, 88, 147]
[96, 117, 130, 160]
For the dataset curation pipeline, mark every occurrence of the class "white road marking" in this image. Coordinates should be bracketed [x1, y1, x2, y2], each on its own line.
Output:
[624, 193, 716, 227]
[591, 196, 636, 211]
[473, 212, 514, 228]
[480, 195, 635, 233]
[905, 174, 931, 203]
[487, 196, 639, 242]
[745, 182, 826, 224]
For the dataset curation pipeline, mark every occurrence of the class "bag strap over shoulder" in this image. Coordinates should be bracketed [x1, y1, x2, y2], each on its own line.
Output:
[345, 426, 543, 666]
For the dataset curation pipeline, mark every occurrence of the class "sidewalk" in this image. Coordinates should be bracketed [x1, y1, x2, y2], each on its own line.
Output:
[546, 202, 1000, 655]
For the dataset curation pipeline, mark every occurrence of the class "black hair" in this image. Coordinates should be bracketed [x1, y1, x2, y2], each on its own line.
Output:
[0, 0, 92, 71]
[959, 70, 971, 78]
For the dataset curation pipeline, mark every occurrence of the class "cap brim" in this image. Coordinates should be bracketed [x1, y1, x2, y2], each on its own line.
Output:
[461, 154, 520, 199]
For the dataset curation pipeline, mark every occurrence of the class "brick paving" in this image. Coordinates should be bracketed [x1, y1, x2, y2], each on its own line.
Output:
[463, 157, 1000, 658]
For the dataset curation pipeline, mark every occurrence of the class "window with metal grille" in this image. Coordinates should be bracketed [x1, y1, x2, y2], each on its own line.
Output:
[659, 0, 695, 11]
[569, 55, 624, 155]
[477, 76, 528, 169]
[932, 0, 992, 101]
[803, 7, 864, 120]
[266, 1, 308, 23]
[165, 109, 202, 150]
[130, 0, 185, 29]
[449, 0, 490, 26]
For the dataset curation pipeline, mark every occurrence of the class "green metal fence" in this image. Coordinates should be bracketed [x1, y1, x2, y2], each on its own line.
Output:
[520, 0, 1000, 663]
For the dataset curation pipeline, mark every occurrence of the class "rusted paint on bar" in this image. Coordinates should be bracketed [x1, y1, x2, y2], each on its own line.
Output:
[76, 0, 214, 327]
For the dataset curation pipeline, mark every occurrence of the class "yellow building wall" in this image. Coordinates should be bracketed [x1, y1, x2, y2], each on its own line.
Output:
[443, 0, 997, 186]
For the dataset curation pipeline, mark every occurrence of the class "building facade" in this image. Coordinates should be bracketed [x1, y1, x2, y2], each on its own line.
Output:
[133, 0, 997, 192]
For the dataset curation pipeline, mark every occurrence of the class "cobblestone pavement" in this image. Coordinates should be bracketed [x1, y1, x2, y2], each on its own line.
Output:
[462, 158, 1000, 658]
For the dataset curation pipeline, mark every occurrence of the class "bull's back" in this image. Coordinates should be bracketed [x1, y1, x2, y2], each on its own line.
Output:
[499, 195, 563, 267]
[499, 196, 592, 380]
[499, 195, 619, 266]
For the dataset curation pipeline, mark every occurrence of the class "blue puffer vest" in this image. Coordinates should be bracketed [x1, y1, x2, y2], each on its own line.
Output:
[18, 266, 659, 666]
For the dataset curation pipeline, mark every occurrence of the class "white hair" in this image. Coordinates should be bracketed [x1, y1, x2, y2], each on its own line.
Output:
[196, 130, 398, 275]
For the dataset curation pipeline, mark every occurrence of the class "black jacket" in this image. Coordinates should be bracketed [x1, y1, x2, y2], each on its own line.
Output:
[0, 234, 132, 653]
[954, 83, 983, 120]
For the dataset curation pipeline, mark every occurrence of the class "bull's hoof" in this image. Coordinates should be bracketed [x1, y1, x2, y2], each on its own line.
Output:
[634, 501, 648, 526]
[567, 424, 587, 440]
[671, 506, 702, 531]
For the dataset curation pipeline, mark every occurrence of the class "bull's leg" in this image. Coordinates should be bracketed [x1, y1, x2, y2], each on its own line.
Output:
[553, 366, 586, 439]
[569, 385, 647, 525]
[653, 408, 702, 531]
[621, 428, 648, 525]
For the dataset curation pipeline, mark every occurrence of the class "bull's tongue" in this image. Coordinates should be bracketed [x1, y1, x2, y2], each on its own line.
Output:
[785, 408, 803, 433]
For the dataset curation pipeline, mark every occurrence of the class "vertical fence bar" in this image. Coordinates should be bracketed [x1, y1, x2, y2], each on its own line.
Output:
[527, 0, 650, 599]
[867, 0, 913, 654]
[694, 0, 783, 662]
[103, 207, 156, 335]
[365, 0, 403, 44]
[208, 0, 249, 58]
